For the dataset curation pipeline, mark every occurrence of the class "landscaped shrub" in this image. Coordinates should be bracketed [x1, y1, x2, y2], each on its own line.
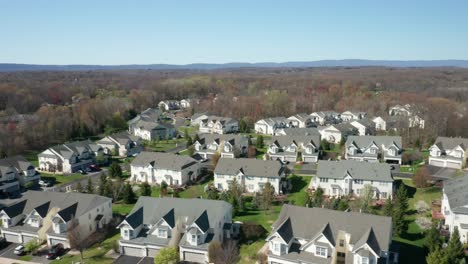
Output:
[240, 222, 267, 242]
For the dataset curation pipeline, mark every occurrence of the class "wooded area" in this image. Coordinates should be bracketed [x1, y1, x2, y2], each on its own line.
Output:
[1, 67, 468, 156]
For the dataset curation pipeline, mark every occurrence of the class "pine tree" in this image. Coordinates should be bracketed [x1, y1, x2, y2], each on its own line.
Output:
[392, 185, 409, 236]
[383, 198, 393, 217]
[256, 135, 264, 149]
[446, 227, 464, 263]
[86, 177, 93, 194]
[122, 183, 136, 204]
[109, 162, 122, 178]
[140, 181, 152, 196]
[75, 181, 83, 193]
[426, 247, 449, 264]
[103, 180, 113, 198]
[99, 173, 107, 196]
[425, 224, 441, 253]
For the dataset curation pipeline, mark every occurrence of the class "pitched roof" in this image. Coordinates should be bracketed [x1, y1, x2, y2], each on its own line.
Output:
[257, 117, 289, 126]
[122, 197, 231, 231]
[443, 175, 468, 213]
[271, 135, 321, 149]
[345, 136, 402, 149]
[275, 127, 320, 136]
[433, 137, 468, 151]
[99, 132, 140, 145]
[162, 208, 175, 228]
[214, 158, 284, 178]
[201, 116, 237, 125]
[317, 160, 393, 182]
[194, 210, 210, 233]
[196, 134, 248, 148]
[57, 202, 78, 222]
[353, 227, 381, 254]
[2, 200, 27, 218]
[276, 218, 294, 243]
[270, 205, 392, 253]
[34, 201, 51, 218]
[131, 152, 198, 171]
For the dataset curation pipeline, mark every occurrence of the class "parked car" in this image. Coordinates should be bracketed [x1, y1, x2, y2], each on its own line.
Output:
[46, 244, 64, 259]
[78, 170, 87, 175]
[14, 245, 25, 255]
[39, 180, 52, 187]
[89, 164, 101, 171]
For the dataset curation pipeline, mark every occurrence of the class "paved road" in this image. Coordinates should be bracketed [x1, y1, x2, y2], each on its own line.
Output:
[42, 169, 108, 193]
[0, 243, 51, 264]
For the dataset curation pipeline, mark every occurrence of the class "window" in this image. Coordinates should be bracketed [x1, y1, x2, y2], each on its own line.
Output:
[361, 257, 369, 264]
[158, 229, 167, 238]
[274, 243, 280, 252]
[248, 184, 254, 191]
[337, 252, 346, 257]
[382, 192, 388, 199]
[315, 246, 327, 257]
[319, 178, 329, 183]
[354, 179, 364, 184]
[339, 239, 344, 247]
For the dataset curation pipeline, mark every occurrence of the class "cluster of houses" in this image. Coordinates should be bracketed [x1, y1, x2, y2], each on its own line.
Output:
[1, 102, 468, 264]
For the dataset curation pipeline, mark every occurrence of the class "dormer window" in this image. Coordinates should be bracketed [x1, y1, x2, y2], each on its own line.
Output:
[224, 145, 231, 152]
[315, 246, 327, 257]
[158, 229, 167, 238]
[209, 144, 217, 151]
[195, 144, 201, 151]
[360, 257, 369, 264]
[306, 146, 314, 154]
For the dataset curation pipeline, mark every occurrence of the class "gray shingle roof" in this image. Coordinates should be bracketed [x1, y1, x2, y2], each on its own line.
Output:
[317, 160, 393, 182]
[443, 175, 468, 213]
[346, 136, 402, 149]
[214, 158, 284, 178]
[275, 127, 320, 136]
[433, 137, 468, 151]
[131, 152, 198, 171]
[196, 134, 248, 149]
[270, 205, 392, 252]
[0, 155, 34, 175]
[271, 135, 321, 149]
[123, 197, 231, 231]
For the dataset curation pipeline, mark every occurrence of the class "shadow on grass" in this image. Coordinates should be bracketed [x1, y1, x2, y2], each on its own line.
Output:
[392, 240, 426, 264]
[288, 175, 308, 193]
[394, 179, 416, 199]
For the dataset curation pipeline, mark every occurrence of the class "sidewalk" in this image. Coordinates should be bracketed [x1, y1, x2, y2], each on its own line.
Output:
[0, 257, 41, 264]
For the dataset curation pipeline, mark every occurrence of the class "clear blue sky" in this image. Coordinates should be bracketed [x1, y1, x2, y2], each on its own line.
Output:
[1, 0, 467, 65]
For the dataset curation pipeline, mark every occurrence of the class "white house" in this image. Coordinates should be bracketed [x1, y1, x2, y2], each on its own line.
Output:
[341, 111, 366, 122]
[310, 160, 394, 199]
[266, 205, 393, 264]
[372, 116, 387, 131]
[388, 104, 425, 129]
[193, 134, 249, 159]
[97, 132, 142, 157]
[268, 135, 321, 163]
[214, 158, 285, 194]
[180, 99, 194, 108]
[428, 137, 468, 169]
[190, 112, 214, 126]
[287, 114, 314, 128]
[310, 111, 341, 125]
[158, 100, 180, 111]
[38, 140, 106, 173]
[319, 123, 358, 144]
[117, 197, 233, 263]
[130, 152, 199, 185]
[350, 119, 376, 136]
[0, 191, 112, 248]
[254, 117, 290, 135]
[274, 127, 321, 137]
[198, 116, 239, 134]
[345, 136, 403, 164]
[0, 155, 40, 187]
[442, 176, 468, 243]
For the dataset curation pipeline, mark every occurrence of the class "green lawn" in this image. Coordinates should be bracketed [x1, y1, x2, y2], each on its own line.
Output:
[51, 233, 120, 264]
[178, 125, 198, 137]
[40, 172, 87, 186]
[256, 147, 266, 159]
[23, 149, 40, 167]
[112, 203, 134, 215]
[239, 240, 265, 264]
[179, 149, 190, 156]
[143, 139, 184, 152]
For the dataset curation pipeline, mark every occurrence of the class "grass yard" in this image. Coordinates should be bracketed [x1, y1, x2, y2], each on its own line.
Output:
[239, 240, 265, 264]
[179, 149, 190, 156]
[143, 139, 184, 152]
[178, 125, 198, 137]
[40, 172, 87, 186]
[256, 147, 266, 159]
[51, 232, 120, 264]
[23, 149, 40, 167]
[112, 203, 134, 215]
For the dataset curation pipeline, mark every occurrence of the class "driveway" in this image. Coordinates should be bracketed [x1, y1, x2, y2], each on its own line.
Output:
[42, 169, 108, 193]
[0, 243, 51, 264]
[114, 255, 153, 264]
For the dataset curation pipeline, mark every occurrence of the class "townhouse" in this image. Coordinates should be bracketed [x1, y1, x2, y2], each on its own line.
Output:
[372, 116, 387, 131]
[310, 111, 341, 125]
[319, 123, 359, 144]
[130, 152, 199, 186]
[158, 100, 180, 111]
[388, 104, 425, 129]
[198, 116, 239, 134]
[428, 137, 468, 169]
[38, 140, 106, 173]
[266, 205, 393, 264]
[255, 117, 290, 135]
[274, 127, 321, 137]
[190, 112, 214, 126]
[214, 158, 285, 194]
[117, 197, 233, 263]
[0, 191, 112, 248]
[128, 108, 175, 141]
[0, 156, 40, 188]
[350, 118, 376, 136]
[287, 114, 315, 128]
[341, 111, 366, 122]
[97, 132, 142, 157]
[310, 160, 394, 199]
[193, 134, 249, 159]
[345, 136, 403, 164]
[268, 135, 321, 163]
[441, 176, 468, 243]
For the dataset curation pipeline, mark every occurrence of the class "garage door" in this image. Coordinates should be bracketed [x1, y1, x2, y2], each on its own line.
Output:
[303, 156, 317, 163]
[429, 159, 445, 167]
[122, 246, 144, 257]
[4, 233, 20, 243]
[446, 161, 461, 169]
[285, 156, 296, 162]
[183, 251, 206, 263]
[22, 235, 37, 243]
[147, 248, 160, 257]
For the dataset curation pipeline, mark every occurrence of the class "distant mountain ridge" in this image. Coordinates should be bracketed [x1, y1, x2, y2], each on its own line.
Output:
[1, 59, 468, 71]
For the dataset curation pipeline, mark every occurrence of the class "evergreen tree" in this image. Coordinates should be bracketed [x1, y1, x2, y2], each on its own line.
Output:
[392, 185, 409, 236]
[75, 181, 83, 193]
[161, 181, 168, 196]
[239, 119, 248, 133]
[103, 180, 113, 198]
[426, 247, 449, 264]
[109, 162, 123, 178]
[256, 135, 264, 149]
[122, 183, 136, 204]
[446, 227, 464, 263]
[140, 181, 152, 196]
[99, 173, 107, 196]
[383, 198, 393, 217]
[425, 223, 441, 253]
[86, 176, 93, 194]
[186, 137, 193, 148]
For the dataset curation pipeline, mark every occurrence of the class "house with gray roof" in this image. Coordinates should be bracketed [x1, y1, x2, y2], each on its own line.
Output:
[97, 132, 142, 157]
[0, 155, 40, 188]
[38, 139, 106, 173]
[319, 123, 359, 144]
[341, 111, 367, 122]
[388, 104, 425, 129]
[0, 191, 112, 248]
[310, 111, 341, 125]
[287, 113, 315, 128]
[193, 134, 248, 159]
[345, 136, 403, 164]
[199, 116, 239, 134]
[128, 108, 175, 141]
[130, 152, 199, 186]
[274, 127, 320, 137]
[442, 175, 468, 243]
[266, 204, 393, 264]
[350, 118, 376, 136]
[255, 117, 291, 135]
[214, 158, 285, 194]
[429, 137, 468, 169]
[117, 197, 233, 263]
[158, 100, 180, 111]
[310, 160, 394, 199]
[268, 135, 321, 163]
